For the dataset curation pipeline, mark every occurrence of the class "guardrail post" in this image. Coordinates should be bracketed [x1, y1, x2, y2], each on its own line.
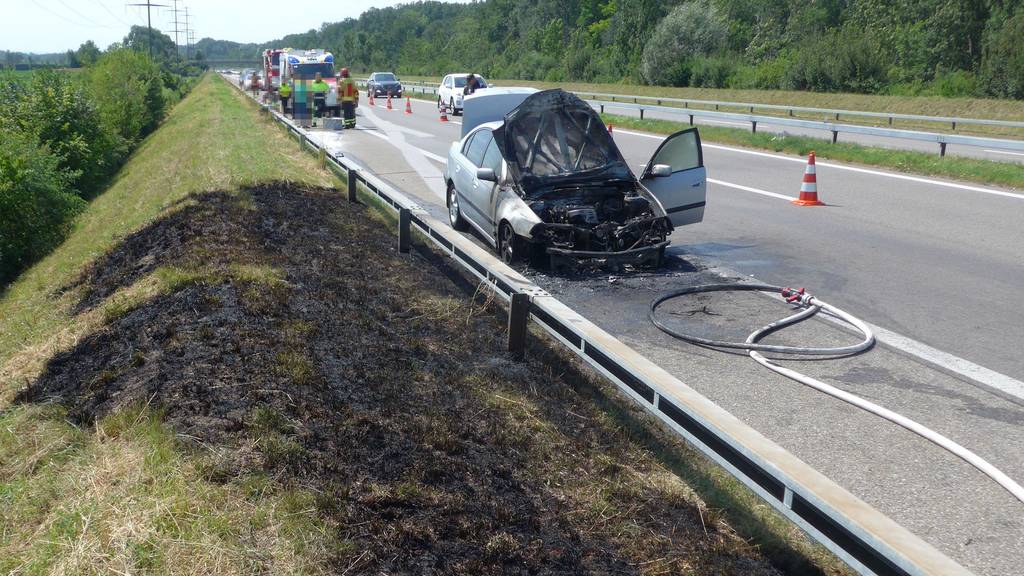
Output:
[600, 104, 604, 114]
[888, 116, 894, 126]
[789, 109, 794, 117]
[831, 131, 838, 144]
[347, 168, 357, 203]
[507, 293, 530, 360]
[640, 108, 645, 120]
[688, 114, 694, 126]
[751, 121, 757, 134]
[749, 106, 754, 113]
[835, 112, 840, 121]
[951, 121, 957, 131]
[398, 208, 411, 253]
[939, 142, 947, 157]
[715, 104, 719, 111]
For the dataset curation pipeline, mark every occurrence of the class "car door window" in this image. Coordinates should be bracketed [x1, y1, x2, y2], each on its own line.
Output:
[648, 129, 702, 174]
[465, 130, 492, 167]
[482, 139, 503, 174]
[444, 76, 452, 89]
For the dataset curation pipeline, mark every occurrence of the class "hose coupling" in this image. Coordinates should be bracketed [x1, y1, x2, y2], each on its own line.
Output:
[781, 287, 814, 306]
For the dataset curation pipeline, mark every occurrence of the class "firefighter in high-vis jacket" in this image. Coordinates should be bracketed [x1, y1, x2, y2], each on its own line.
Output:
[338, 68, 358, 129]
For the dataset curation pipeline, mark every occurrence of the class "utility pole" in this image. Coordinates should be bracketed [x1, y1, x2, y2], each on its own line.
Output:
[184, 6, 192, 61]
[127, 2, 168, 58]
[168, 0, 185, 59]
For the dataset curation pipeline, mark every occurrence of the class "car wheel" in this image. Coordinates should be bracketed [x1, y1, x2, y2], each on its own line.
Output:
[449, 98, 455, 115]
[437, 96, 443, 111]
[447, 183, 469, 231]
[498, 222, 520, 264]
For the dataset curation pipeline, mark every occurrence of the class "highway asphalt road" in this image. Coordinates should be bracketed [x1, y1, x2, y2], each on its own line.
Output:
[264, 90, 1024, 575]
[403, 85, 1024, 164]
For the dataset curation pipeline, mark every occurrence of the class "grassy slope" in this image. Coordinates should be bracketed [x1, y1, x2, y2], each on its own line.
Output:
[0, 74, 336, 574]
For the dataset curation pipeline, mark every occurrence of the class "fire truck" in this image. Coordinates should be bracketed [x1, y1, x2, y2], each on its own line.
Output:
[262, 48, 283, 92]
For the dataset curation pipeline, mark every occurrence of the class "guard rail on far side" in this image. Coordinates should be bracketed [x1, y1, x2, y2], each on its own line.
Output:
[389, 80, 1024, 157]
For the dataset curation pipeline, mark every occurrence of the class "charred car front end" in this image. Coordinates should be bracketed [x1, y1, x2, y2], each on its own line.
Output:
[445, 88, 706, 269]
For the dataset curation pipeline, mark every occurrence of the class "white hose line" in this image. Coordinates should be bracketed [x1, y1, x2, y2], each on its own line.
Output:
[747, 297, 1024, 505]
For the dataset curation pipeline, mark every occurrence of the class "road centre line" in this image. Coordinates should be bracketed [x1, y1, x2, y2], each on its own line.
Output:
[611, 128, 1024, 200]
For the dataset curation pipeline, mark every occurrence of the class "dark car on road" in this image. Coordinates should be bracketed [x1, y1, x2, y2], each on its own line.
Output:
[367, 72, 403, 98]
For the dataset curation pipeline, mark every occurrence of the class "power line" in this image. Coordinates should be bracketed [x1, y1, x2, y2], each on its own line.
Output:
[54, 0, 119, 28]
[27, 0, 118, 29]
[92, 0, 132, 27]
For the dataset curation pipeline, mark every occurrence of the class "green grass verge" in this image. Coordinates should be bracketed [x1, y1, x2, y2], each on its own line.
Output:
[602, 113, 1024, 190]
[0, 73, 338, 574]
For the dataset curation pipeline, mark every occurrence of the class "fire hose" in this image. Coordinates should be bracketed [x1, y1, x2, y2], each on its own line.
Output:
[649, 283, 1024, 505]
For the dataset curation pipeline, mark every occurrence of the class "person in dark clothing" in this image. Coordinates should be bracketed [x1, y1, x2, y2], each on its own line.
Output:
[463, 73, 480, 96]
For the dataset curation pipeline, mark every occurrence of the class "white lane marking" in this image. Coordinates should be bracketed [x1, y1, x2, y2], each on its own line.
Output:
[612, 128, 1024, 200]
[361, 106, 446, 201]
[985, 149, 1024, 157]
[708, 178, 793, 201]
[362, 129, 448, 165]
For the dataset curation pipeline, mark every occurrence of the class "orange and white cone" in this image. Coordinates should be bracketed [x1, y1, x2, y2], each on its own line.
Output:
[405, 96, 412, 115]
[792, 151, 825, 206]
[607, 123, 613, 134]
[386, 94, 393, 111]
[440, 105, 449, 123]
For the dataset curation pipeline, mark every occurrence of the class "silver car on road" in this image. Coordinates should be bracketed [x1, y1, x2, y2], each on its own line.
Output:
[443, 88, 706, 268]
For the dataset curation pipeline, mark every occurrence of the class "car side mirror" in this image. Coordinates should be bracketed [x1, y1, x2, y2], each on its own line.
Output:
[476, 168, 497, 182]
[651, 164, 672, 178]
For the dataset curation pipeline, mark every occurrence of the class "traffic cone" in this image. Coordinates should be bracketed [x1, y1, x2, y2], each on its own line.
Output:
[386, 94, 393, 111]
[440, 106, 449, 123]
[607, 123, 613, 134]
[405, 96, 412, 115]
[368, 92, 375, 106]
[792, 151, 825, 206]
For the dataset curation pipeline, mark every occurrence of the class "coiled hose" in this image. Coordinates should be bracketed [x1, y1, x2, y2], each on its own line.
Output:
[650, 283, 1024, 505]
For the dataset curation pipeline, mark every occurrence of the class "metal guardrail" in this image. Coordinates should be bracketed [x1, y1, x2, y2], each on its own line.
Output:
[392, 81, 1024, 157]
[231, 75, 973, 576]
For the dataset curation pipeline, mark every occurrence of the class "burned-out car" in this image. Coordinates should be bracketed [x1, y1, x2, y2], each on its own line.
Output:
[444, 88, 706, 268]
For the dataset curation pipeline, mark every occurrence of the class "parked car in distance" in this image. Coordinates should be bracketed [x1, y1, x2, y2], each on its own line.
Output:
[444, 88, 706, 269]
[437, 73, 488, 116]
[367, 72, 403, 98]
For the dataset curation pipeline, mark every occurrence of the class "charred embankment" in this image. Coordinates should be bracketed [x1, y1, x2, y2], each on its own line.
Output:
[21, 184, 794, 574]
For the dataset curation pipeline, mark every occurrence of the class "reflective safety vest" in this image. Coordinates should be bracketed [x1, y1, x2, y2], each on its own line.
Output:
[278, 84, 292, 97]
[339, 77, 357, 103]
[311, 80, 329, 96]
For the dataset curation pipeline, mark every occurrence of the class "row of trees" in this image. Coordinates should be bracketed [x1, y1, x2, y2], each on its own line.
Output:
[252, 0, 1024, 99]
[1, 32, 197, 285]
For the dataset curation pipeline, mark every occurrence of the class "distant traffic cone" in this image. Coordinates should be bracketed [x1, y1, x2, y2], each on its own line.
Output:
[792, 151, 825, 206]
[405, 96, 412, 115]
[607, 123, 613, 134]
[440, 106, 449, 123]
[386, 94, 393, 111]
[368, 92, 375, 106]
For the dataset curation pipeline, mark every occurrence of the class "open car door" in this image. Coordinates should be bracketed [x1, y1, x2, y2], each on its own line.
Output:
[640, 128, 706, 227]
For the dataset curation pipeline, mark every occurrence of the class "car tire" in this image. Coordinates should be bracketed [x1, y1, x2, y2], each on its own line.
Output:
[447, 183, 469, 231]
[437, 96, 443, 111]
[498, 221, 521, 264]
[450, 98, 456, 115]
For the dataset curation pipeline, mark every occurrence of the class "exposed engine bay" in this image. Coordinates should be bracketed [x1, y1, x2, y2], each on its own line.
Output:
[527, 183, 672, 254]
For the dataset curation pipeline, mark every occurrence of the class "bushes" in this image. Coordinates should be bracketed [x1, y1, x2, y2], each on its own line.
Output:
[640, 0, 729, 86]
[0, 49, 193, 286]
[0, 70, 123, 199]
[979, 6, 1024, 99]
[87, 49, 165, 142]
[0, 130, 86, 284]
[781, 27, 886, 93]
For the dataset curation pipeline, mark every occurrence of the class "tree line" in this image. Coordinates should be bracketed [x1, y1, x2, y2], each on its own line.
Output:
[209, 0, 1021, 99]
[0, 27, 199, 285]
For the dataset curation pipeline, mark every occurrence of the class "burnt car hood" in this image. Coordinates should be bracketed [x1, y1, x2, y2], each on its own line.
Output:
[492, 89, 633, 197]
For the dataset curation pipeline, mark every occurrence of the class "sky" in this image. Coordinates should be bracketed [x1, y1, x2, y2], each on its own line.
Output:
[3, 0, 465, 53]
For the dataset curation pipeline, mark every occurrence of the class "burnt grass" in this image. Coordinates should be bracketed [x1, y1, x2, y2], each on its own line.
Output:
[18, 184, 809, 574]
